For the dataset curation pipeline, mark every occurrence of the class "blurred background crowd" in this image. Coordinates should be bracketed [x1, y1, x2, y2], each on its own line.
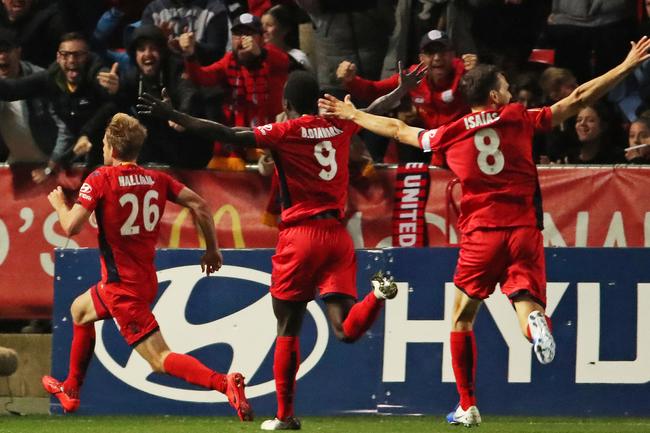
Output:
[1, 0, 649, 180]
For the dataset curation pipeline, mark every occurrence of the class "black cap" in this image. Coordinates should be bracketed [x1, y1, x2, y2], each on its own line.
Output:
[127, 24, 167, 59]
[0, 28, 18, 51]
[232, 13, 263, 34]
[419, 29, 452, 53]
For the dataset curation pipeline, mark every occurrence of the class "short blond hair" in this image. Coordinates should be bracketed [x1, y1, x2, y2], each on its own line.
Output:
[539, 67, 576, 99]
[105, 113, 147, 161]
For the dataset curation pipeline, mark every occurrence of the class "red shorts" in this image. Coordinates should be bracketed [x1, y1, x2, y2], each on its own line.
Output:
[90, 279, 159, 346]
[453, 226, 546, 306]
[271, 218, 357, 302]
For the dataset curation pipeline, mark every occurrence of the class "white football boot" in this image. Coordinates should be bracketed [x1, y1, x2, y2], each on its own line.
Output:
[446, 405, 482, 427]
[260, 416, 301, 430]
[528, 311, 556, 364]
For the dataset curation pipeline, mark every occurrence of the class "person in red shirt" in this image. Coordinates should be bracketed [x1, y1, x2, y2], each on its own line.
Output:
[137, 70, 414, 431]
[180, 12, 290, 169]
[319, 36, 650, 427]
[41, 113, 253, 421]
[337, 30, 476, 163]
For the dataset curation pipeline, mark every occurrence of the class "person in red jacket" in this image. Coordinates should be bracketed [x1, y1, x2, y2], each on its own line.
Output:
[337, 30, 476, 164]
[180, 12, 290, 169]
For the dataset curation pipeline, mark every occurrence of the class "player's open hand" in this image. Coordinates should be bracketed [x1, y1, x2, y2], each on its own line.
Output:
[137, 91, 173, 120]
[201, 249, 223, 275]
[398, 61, 427, 92]
[622, 36, 650, 71]
[47, 186, 66, 210]
[318, 94, 357, 120]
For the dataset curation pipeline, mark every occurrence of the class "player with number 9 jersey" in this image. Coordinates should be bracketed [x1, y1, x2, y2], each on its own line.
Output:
[253, 116, 360, 225]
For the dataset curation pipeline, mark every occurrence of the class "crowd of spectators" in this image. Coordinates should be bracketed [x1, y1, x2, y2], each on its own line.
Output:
[1, 0, 650, 181]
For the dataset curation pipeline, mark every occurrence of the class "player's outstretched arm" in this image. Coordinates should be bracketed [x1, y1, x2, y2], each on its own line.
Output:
[136, 92, 257, 147]
[364, 61, 427, 115]
[318, 94, 423, 147]
[48, 186, 91, 236]
[173, 187, 223, 275]
[551, 36, 650, 126]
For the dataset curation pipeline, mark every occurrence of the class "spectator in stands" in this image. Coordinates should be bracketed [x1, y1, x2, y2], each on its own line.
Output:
[0, 32, 116, 172]
[567, 102, 626, 164]
[295, 0, 394, 93]
[181, 12, 289, 169]
[337, 30, 475, 163]
[539, 67, 578, 163]
[546, 0, 636, 83]
[141, 0, 244, 66]
[0, 28, 60, 181]
[625, 116, 650, 163]
[511, 72, 542, 109]
[0, 0, 66, 68]
[446, 0, 549, 71]
[104, 24, 212, 168]
[262, 4, 312, 71]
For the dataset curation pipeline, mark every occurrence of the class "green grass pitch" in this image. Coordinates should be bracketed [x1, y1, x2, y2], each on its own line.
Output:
[1, 415, 650, 433]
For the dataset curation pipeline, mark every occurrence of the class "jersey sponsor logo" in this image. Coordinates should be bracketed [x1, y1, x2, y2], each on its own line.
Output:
[257, 124, 273, 135]
[94, 264, 329, 402]
[463, 111, 500, 130]
[118, 174, 155, 187]
[78, 192, 92, 201]
[80, 183, 92, 194]
[300, 126, 343, 139]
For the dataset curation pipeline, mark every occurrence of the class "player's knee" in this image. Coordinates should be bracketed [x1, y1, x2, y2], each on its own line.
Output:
[70, 297, 88, 325]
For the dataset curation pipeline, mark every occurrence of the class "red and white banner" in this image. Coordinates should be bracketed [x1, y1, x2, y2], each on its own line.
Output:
[1, 166, 649, 318]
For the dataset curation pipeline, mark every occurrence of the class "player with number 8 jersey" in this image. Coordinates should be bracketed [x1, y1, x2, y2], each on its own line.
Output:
[319, 37, 650, 425]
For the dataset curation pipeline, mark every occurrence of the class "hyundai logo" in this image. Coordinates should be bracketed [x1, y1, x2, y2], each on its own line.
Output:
[94, 265, 329, 402]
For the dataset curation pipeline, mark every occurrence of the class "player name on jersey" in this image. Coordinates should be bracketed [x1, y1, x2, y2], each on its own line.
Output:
[300, 126, 343, 139]
[463, 111, 500, 130]
[118, 174, 155, 187]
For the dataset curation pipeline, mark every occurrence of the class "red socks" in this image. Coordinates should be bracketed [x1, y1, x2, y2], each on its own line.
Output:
[342, 291, 383, 341]
[163, 352, 227, 393]
[526, 314, 553, 342]
[450, 331, 477, 410]
[63, 322, 96, 392]
[274, 336, 300, 420]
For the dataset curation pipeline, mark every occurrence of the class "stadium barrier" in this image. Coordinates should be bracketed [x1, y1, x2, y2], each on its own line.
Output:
[2, 165, 650, 318]
[51, 247, 650, 416]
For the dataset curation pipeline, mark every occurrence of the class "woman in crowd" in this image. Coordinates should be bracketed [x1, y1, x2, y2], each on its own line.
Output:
[625, 115, 650, 164]
[566, 102, 626, 164]
[261, 5, 312, 72]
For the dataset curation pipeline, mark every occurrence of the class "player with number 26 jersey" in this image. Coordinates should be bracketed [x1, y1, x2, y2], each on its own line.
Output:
[76, 164, 184, 288]
[418, 103, 553, 234]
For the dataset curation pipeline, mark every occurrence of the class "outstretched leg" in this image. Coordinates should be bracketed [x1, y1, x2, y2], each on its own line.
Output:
[447, 288, 482, 427]
[134, 329, 253, 421]
[42, 288, 99, 413]
[325, 272, 397, 343]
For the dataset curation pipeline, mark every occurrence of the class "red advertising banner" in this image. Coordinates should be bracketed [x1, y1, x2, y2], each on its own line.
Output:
[1, 165, 649, 318]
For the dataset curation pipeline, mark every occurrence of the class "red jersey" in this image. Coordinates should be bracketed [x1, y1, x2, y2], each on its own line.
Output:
[346, 58, 469, 130]
[418, 103, 553, 233]
[76, 164, 185, 285]
[253, 115, 360, 224]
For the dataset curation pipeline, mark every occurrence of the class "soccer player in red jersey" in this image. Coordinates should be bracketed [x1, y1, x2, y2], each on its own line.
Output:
[319, 37, 650, 427]
[41, 113, 253, 421]
[136, 70, 423, 430]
